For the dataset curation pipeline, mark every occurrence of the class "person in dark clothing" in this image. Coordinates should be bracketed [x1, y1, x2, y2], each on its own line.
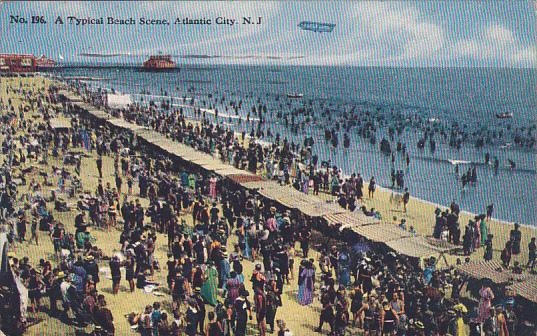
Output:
[501, 241, 512, 267]
[17, 214, 27, 243]
[528, 237, 536, 272]
[334, 302, 349, 336]
[486, 203, 494, 220]
[75, 212, 86, 229]
[97, 180, 104, 198]
[49, 271, 64, 316]
[109, 255, 121, 294]
[51, 223, 64, 259]
[125, 254, 135, 292]
[94, 295, 115, 335]
[115, 173, 122, 195]
[381, 303, 399, 336]
[402, 189, 410, 213]
[65, 277, 84, 324]
[172, 273, 185, 311]
[299, 227, 311, 258]
[206, 311, 224, 336]
[315, 287, 334, 333]
[509, 223, 522, 260]
[265, 283, 280, 333]
[254, 287, 267, 336]
[83, 255, 100, 285]
[96, 156, 103, 178]
[136, 270, 159, 289]
[185, 299, 199, 336]
[193, 287, 206, 335]
[234, 289, 252, 336]
[484, 234, 494, 261]
[368, 177, 376, 199]
[463, 224, 473, 256]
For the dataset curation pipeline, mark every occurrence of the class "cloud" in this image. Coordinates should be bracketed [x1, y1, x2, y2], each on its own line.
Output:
[300, 3, 447, 66]
[511, 46, 537, 65]
[454, 24, 536, 67]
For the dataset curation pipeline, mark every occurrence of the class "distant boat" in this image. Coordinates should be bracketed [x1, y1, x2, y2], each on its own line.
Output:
[448, 159, 472, 165]
[496, 112, 513, 119]
[287, 93, 304, 99]
[298, 21, 335, 33]
[143, 54, 176, 71]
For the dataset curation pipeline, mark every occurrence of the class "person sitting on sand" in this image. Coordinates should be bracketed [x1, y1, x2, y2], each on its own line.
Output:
[137, 269, 160, 289]
[501, 241, 513, 268]
[94, 294, 115, 335]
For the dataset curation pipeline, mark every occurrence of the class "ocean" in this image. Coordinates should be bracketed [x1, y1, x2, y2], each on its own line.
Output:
[51, 65, 537, 225]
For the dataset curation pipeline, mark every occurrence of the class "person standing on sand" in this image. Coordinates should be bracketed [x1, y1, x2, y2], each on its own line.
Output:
[297, 260, 315, 306]
[478, 281, 494, 323]
[368, 177, 376, 199]
[486, 204, 494, 220]
[205, 311, 224, 336]
[201, 261, 219, 306]
[125, 253, 135, 292]
[109, 255, 121, 295]
[527, 237, 536, 272]
[209, 175, 218, 199]
[402, 188, 410, 213]
[115, 173, 122, 195]
[96, 155, 103, 178]
[509, 223, 522, 263]
[315, 286, 334, 333]
[380, 302, 399, 336]
[29, 217, 38, 245]
[51, 222, 63, 259]
[17, 213, 26, 243]
[234, 289, 252, 336]
[463, 223, 473, 256]
[484, 234, 494, 261]
[265, 281, 280, 333]
[254, 286, 267, 336]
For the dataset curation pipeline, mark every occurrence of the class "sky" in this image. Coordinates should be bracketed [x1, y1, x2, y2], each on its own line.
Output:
[0, 1, 535, 67]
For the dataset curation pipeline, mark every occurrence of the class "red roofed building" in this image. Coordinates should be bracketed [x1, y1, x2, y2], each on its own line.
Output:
[36, 55, 57, 69]
[0, 54, 37, 73]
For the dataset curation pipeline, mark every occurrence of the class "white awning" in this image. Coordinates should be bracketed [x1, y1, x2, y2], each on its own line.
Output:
[107, 93, 132, 109]
[49, 117, 72, 129]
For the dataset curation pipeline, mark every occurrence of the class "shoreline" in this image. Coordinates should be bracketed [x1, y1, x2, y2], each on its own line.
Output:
[125, 88, 536, 227]
[81, 78, 535, 228]
[74, 76, 537, 228]
[184, 113, 534, 228]
[375, 184, 535, 229]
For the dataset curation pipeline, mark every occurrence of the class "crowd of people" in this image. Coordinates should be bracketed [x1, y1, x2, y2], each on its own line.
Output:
[0, 77, 535, 336]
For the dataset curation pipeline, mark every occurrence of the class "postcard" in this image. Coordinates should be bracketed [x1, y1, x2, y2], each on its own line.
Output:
[1, 1, 536, 335]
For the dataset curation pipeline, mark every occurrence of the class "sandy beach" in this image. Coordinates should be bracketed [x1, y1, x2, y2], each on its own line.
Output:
[2, 75, 536, 335]
[1, 76, 323, 335]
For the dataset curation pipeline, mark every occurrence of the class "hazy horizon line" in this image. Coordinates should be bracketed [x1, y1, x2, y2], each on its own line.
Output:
[52, 62, 537, 70]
